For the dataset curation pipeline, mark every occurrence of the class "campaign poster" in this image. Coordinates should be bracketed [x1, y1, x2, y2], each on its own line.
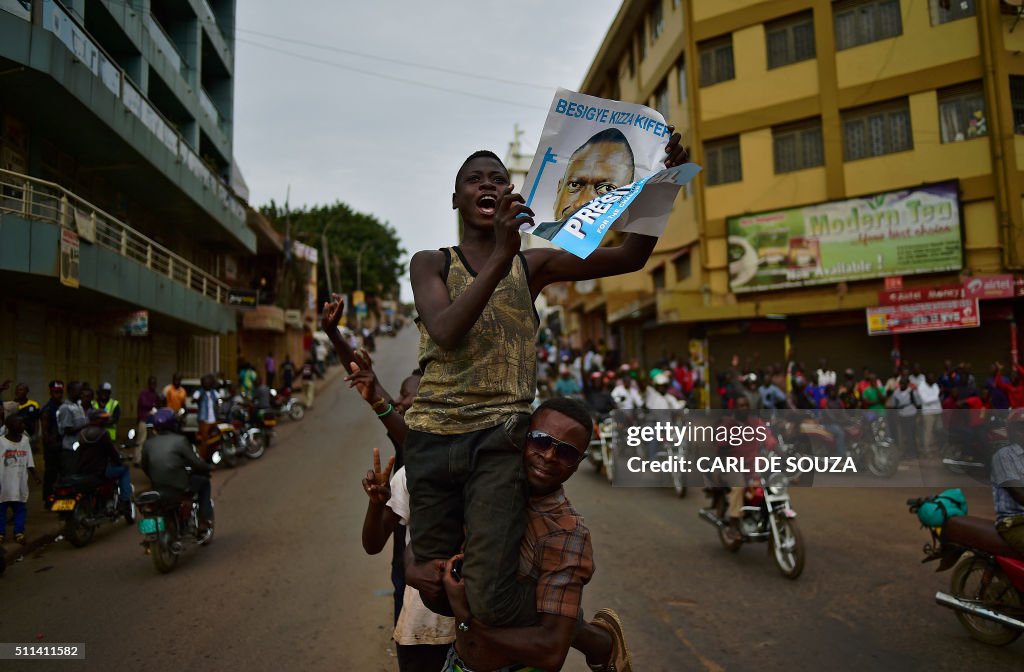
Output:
[59, 227, 80, 288]
[520, 88, 700, 259]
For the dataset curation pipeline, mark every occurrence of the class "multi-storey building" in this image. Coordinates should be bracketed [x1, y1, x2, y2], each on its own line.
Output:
[0, 1, 254, 418]
[571, 0, 1024, 382]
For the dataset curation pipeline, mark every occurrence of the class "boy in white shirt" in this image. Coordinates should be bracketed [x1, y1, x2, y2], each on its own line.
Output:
[0, 415, 41, 545]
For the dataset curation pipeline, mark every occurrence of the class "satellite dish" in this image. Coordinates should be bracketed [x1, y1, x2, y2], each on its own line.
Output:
[575, 279, 597, 294]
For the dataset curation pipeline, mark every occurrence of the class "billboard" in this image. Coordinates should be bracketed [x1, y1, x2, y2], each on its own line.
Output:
[866, 299, 979, 336]
[728, 181, 962, 293]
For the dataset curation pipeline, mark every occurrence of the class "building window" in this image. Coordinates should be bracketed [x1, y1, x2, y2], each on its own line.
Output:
[650, 1, 665, 43]
[699, 35, 735, 87]
[704, 136, 742, 185]
[639, 26, 648, 61]
[928, 0, 975, 25]
[842, 98, 913, 161]
[677, 55, 687, 102]
[674, 253, 692, 282]
[622, 46, 635, 80]
[773, 119, 824, 173]
[654, 80, 670, 120]
[834, 0, 902, 51]
[652, 266, 666, 290]
[938, 82, 987, 143]
[766, 11, 816, 69]
[1011, 76, 1024, 135]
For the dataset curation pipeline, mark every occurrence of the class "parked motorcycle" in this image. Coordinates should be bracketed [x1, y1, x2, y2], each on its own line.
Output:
[699, 472, 805, 579]
[943, 414, 1008, 477]
[271, 387, 306, 421]
[907, 498, 1024, 645]
[48, 439, 135, 548]
[135, 485, 214, 573]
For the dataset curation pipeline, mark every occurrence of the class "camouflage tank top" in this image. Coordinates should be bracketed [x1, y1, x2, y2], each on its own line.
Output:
[405, 246, 539, 434]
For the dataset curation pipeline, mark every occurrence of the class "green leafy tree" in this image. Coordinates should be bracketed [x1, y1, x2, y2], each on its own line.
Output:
[261, 200, 406, 309]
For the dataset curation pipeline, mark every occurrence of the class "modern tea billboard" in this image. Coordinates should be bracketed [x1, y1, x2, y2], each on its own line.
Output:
[727, 181, 963, 293]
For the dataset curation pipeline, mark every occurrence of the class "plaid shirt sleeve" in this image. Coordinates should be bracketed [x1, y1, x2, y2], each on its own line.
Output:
[533, 525, 594, 620]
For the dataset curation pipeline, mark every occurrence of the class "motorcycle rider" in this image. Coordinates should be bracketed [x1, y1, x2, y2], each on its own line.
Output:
[991, 411, 1024, 555]
[141, 408, 213, 533]
[720, 396, 777, 543]
[76, 409, 133, 522]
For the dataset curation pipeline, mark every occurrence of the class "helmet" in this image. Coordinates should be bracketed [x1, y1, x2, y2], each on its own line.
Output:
[151, 408, 177, 431]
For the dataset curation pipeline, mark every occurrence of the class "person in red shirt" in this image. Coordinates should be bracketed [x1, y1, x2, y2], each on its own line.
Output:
[995, 362, 1024, 409]
[718, 395, 777, 543]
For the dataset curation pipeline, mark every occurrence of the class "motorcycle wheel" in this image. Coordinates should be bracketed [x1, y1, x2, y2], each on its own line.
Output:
[867, 441, 901, 478]
[602, 436, 615, 484]
[669, 444, 687, 498]
[770, 517, 805, 579]
[949, 555, 1023, 646]
[65, 502, 95, 548]
[289, 403, 306, 421]
[245, 432, 267, 459]
[222, 444, 239, 468]
[151, 526, 179, 574]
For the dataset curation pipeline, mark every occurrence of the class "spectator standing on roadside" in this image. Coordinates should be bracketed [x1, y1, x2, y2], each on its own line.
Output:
[265, 352, 277, 389]
[987, 363, 1011, 410]
[0, 415, 41, 545]
[39, 380, 65, 503]
[135, 376, 159, 467]
[281, 355, 296, 391]
[301, 358, 316, 410]
[995, 362, 1024, 409]
[163, 373, 187, 412]
[917, 374, 943, 458]
[95, 382, 121, 442]
[890, 377, 921, 458]
[79, 384, 96, 412]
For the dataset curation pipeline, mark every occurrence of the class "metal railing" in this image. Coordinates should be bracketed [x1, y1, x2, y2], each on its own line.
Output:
[0, 169, 230, 304]
[144, 13, 187, 79]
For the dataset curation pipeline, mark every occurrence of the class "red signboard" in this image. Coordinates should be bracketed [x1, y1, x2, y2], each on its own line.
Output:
[866, 299, 980, 336]
[884, 276, 903, 291]
[963, 274, 1014, 300]
[877, 286, 963, 306]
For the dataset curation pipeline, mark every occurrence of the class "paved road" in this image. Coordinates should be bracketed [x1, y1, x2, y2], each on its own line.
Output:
[1, 327, 1020, 671]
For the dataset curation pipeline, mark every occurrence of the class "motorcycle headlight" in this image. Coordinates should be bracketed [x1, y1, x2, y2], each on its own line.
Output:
[767, 472, 788, 496]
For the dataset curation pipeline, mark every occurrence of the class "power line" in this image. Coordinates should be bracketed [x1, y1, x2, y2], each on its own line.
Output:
[236, 37, 550, 111]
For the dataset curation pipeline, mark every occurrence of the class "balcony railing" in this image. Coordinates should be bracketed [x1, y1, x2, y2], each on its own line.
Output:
[144, 13, 187, 79]
[199, 87, 229, 134]
[0, 168, 230, 304]
[39, 0, 245, 224]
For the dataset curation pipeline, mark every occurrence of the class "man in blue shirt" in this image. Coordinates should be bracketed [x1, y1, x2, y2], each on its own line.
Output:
[991, 413, 1024, 555]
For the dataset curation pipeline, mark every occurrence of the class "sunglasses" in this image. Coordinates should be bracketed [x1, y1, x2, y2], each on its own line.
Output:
[526, 430, 585, 468]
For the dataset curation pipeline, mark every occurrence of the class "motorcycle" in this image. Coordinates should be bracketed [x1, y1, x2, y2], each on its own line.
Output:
[907, 498, 1024, 646]
[249, 406, 277, 450]
[699, 471, 805, 579]
[135, 484, 214, 574]
[271, 387, 306, 421]
[586, 412, 613, 474]
[801, 411, 898, 478]
[47, 435, 136, 548]
[943, 414, 1008, 476]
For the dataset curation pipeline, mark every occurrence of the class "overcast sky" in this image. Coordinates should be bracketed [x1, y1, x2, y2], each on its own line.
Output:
[233, 1, 622, 302]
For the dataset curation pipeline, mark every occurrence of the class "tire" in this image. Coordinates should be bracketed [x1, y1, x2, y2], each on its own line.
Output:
[288, 403, 305, 421]
[949, 556, 1023, 646]
[245, 432, 266, 459]
[867, 440, 901, 478]
[670, 444, 687, 498]
[65, 502, 95, 548]
[151, 526, 179, 574]
[770, 517, 805, 579]
[602, 435, 615, 484]
[222, 444, 239, 468]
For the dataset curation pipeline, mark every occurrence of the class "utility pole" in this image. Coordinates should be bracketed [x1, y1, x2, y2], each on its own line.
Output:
[321, 221, 333, 296]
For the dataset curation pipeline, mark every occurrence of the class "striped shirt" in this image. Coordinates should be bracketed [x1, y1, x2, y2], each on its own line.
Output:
[519, 487, 594, 620]
[991, 443, 1024, 523]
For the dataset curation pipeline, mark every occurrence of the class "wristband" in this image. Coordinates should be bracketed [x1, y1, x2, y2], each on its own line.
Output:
[376, 403, 394, 418]
[371, 397, 389, 411]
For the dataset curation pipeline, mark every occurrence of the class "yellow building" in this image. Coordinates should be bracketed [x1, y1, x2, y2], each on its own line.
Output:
[568, 0, 1024, 383]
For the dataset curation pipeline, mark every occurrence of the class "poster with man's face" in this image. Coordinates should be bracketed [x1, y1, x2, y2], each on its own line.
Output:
[520, 89, 700, 258]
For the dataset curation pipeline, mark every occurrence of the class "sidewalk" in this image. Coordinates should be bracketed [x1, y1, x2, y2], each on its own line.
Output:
[0, 363, 346, 574]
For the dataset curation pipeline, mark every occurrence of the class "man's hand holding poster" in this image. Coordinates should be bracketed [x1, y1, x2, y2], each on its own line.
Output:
[520, 88, 701, 258]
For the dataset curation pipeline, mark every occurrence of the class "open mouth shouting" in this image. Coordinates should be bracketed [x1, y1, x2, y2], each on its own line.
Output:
[477, 194, 498, 217]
